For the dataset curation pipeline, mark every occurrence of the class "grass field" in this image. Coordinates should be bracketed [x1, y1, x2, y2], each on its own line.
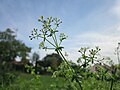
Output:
[0, 73, 65, 90]
[1, 72, 120, 90]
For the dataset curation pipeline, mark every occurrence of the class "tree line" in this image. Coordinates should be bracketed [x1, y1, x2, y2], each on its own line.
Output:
[0, 28, 63, 74]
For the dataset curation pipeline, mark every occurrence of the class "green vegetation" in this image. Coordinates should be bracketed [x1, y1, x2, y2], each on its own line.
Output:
[0, 28, 31, 62]
[0, 73, 64, 90]
[0, 73, 120, 90]
[0, 29, 31, 87]
[30, 16, 120, 90]
[1, 16, 120, 90]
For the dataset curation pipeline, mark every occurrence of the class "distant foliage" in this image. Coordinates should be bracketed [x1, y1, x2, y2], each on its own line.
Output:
[0, 28, 31, 88]
[0, 28, 31, 61]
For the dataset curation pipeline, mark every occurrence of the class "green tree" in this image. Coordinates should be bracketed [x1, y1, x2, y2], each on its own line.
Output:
[42, 53, 63, 70]
[0, 28, 31, 62]
[0, 28, 31, 86]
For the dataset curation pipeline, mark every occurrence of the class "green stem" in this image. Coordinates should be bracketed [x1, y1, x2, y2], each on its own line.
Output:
[110, 79, 114, 90]
[53, 33, 58, 46]
[58, 49, 72, 69]
[39, 33, 56, 48]
[45, 38, 56, 48]
[52, 35, 58, 47]
[57, 49, 83, 90]
[59, 41, 62, 46]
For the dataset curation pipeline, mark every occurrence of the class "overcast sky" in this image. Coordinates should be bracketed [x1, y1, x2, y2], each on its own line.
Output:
[0, 0, 120, 63]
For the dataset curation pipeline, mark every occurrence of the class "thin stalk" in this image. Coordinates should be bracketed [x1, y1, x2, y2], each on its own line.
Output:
[38, 31, 56, 48]
[57, 49, 83, 90]
[110, 79, 114, 90]
[117, 47, 120, 64]
[53, 32, 58, 46]
[52, 34, 58, 47]
[45, 38, 56, 48]
[49, 27, 59, 47]
[49, 29, 59, 48]
[110, 67, 117, 90]
[59, 41, 62, 46]
[57, 49, 73, 70]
